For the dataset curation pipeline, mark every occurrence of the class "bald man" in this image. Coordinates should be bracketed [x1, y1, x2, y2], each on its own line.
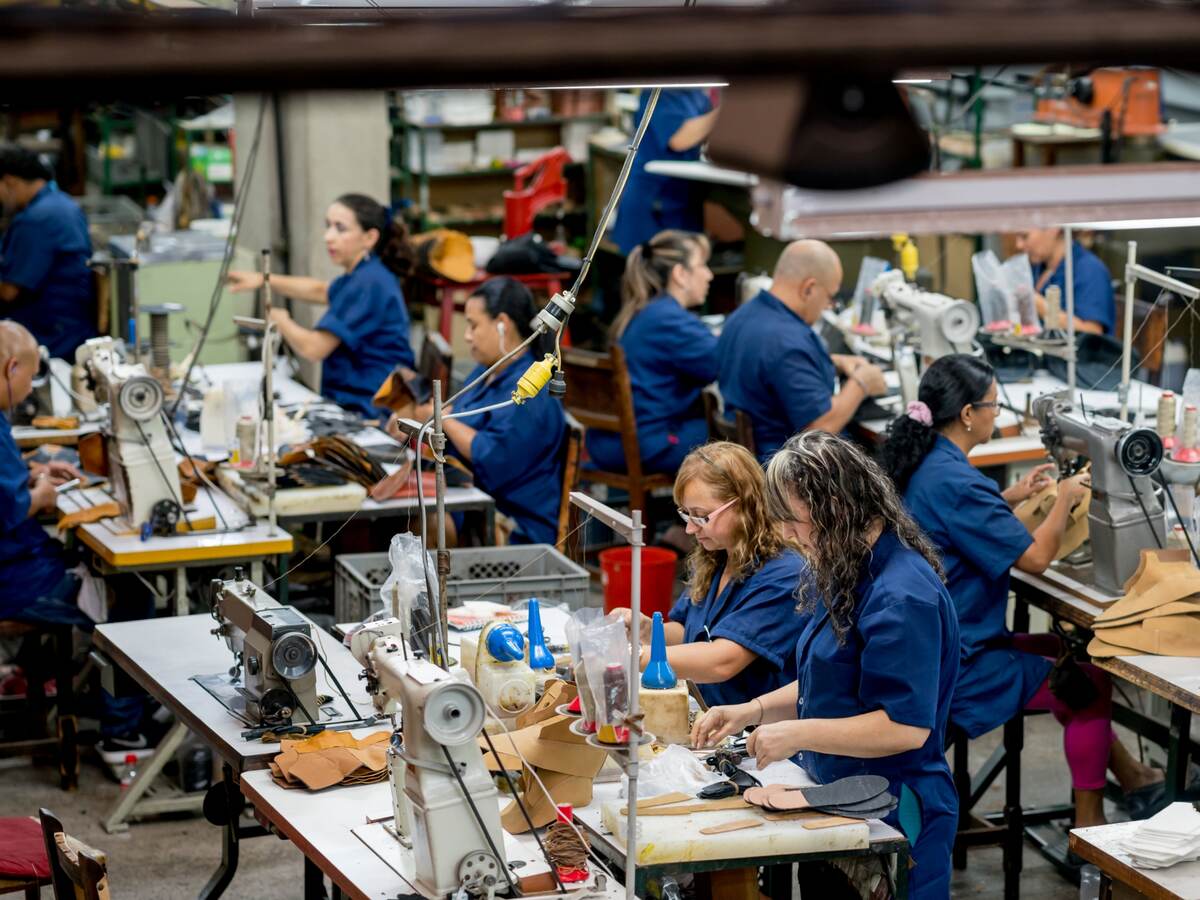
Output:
[717, 241, 886, 458]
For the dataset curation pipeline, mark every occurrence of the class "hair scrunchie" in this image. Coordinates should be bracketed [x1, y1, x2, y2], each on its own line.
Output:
[906, 400, 933, 426]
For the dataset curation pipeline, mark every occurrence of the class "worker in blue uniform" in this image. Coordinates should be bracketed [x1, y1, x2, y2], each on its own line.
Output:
[0, 145, 96, 361]
[882, 354, 1166, 830]
[609, 89, 718, 256]
[587, 230, 717, 475]
[0, 321, 152, 759]
[694, 432, 959, 900]
[1017, 228, 1115, 335]
[406, 278, 565, 546]
[616, 442, 807, 708]
[717, 239, 886, 458]
[228, 193, 415, 418]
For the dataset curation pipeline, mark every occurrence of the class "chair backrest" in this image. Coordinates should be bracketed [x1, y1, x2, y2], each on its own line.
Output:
[418, 331, 453, 389]
[701, 384, 756, 456]
[559, 344, 644, 476]
[39, 809, 110, 900]
[556, 413, 585, 558]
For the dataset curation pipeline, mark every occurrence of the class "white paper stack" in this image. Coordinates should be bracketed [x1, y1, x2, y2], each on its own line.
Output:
[1124, 802, 1200, 869]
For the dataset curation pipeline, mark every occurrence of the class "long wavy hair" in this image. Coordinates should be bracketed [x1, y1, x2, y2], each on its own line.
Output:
[764, 431, 943, 642]
[610, 230, 710, 341]
[674, 441, 788, 604]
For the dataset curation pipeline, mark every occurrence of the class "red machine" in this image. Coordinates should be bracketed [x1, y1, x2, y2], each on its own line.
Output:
[1035, 67, 1164, 137]
[503, 147, 571, 239]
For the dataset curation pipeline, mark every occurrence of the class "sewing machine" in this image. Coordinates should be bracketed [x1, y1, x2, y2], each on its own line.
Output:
[1035, 393, 1166, 594]
[871, 270, 980, 366]
[1033, 67, 1164, 137]
[210, 570, 319, 726]
[352, 630, 510, 898]
[75, 336, 183, 529]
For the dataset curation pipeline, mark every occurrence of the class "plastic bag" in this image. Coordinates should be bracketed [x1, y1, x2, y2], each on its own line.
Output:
[972, 250, 1018, 328]
[377, 532, 434, 644]
[1001, 252, 1042, 334]
[619, 744, 712, 800]
[581, 613, 632, 744]
[565, 608, 605, 731]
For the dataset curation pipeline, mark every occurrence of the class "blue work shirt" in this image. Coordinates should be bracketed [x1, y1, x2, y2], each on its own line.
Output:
[668, 549, 808, 708]
[587, 294, 718, 474]
[1032, 240, 1115, 336]
[450, 350, 566, 545]
[903, 435, 1051, 739]
[794, 530, 959, 900]
[316, 255, 414, 417]
[717, 289, 837, 459]
[610, 89, 712, 256]
[0, 183, 96, 360]
[0, 414, 66, 620]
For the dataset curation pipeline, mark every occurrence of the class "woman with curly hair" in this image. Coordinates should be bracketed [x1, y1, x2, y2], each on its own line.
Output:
[692, 431, 959, 900]
[617, 441, 808, 707]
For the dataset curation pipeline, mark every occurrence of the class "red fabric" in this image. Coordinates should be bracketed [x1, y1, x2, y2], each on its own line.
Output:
[0, 816, 50, 880]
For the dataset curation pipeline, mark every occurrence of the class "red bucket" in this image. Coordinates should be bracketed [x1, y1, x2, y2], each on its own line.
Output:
[599, 546, 678, 620]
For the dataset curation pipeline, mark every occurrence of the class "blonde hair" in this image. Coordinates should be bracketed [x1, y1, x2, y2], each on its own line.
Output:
[610, 230, 710, 341]
[674, 441, 788, 604]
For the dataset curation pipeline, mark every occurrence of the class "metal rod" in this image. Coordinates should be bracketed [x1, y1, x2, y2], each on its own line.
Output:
[262, 249, 278, 536]
[569, 490, 634, 537]
[432, 379, 450, 660]
[1127, 262, 1200, 301]
[625, 507, 643, 900]
[1121, 241, 1137, 422]
[1064, 225, 1076, 395]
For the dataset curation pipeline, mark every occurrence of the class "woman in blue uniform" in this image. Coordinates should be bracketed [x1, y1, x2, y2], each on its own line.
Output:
[406, 277, 565, 546]
[1016, 228, 1115, 335]
[609, 89, 717, 256]
[882, 354, 1164, 828]
[617, 441, 807, 707]
[0, 145, 96, 360]
[228, 193, 414, 417]
[694, 432, 960, 900]
[587, 230, 717, 475]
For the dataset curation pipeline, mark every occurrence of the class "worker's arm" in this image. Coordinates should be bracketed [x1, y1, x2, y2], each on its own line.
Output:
[228, 271, 330, 305]
[634, 636, 756, 683]
[805, 377, 872, 434]
[0, 283, 20, 303]
[1033, 292, 1106, 335]
[746, 709, 930, 766]
[27, 475, 56, 518]
[268, 308, 340, 362]
[667, 109, 720, 152]
[1015, 472, 1090, 573]
[1001, 463, 1056, 507]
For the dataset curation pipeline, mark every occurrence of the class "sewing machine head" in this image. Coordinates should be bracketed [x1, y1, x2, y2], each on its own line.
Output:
[1034, 392, 1165, 593]
[870, 270, 979, 363]
[210, 570, 319, 726]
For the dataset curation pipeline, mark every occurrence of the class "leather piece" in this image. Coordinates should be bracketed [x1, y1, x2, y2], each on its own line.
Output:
[57, 501, 121, 531]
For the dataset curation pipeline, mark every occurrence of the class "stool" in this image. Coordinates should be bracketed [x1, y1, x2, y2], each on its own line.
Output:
[0, 621, 78, 790]
[0, 816, 51, 899]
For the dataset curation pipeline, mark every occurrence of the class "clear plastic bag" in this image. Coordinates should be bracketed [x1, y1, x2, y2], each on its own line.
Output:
[972, 249, 1019, 328]
[581, 613, 632, 744]
[565, 608, 605, 731]
[1002, 252, 1042, 333]
[377, 532, 434, 645]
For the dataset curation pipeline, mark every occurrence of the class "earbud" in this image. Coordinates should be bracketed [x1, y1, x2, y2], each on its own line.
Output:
[497, 320, 507, 351]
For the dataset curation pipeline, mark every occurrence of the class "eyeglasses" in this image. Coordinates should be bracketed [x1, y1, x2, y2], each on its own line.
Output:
[971, 400, 1000, 410]
[677, 497, 738, 528]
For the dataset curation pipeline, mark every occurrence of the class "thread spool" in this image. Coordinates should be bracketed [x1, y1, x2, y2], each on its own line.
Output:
[1158, 391, 1178, 450]
[142, 303, 183, 377]
[1044, 285, 1063, 332]
[1176, 404, 1200, 462]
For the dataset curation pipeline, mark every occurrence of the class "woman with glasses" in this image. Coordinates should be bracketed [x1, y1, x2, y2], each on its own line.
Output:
[617, 441, 807, 707]
[692, 432, 959, 900]
[881, 354, 1163, 829]
[586, 230, 717, 476]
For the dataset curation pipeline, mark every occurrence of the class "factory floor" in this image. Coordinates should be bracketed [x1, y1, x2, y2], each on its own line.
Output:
[0, 713, 1131, 899]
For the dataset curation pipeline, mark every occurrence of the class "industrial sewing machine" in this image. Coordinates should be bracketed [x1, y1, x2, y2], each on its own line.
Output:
[75, 336, 183, 530]
[871, 269, 980, 366]
[352, 625, 512, 899]
[1035, 393, 1166, 594]
[209, 570, 320, 726]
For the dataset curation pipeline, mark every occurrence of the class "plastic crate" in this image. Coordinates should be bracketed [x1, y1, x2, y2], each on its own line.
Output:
[334, 544, 592, 624]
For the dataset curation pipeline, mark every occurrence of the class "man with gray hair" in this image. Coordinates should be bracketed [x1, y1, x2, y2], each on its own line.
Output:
[717, 240, 886, 458]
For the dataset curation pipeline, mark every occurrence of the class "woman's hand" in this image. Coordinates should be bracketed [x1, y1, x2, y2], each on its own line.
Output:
[614, 607, 652, 644]
[746, 720, 806, 768]
[29, 460, 81, 486]
[691, 702, 757, 748]
[226, 270, 264, 293]
[1006, 462, 1056, 504]
[29, 474, 57, 515]
[1058, 471, 1091, 509]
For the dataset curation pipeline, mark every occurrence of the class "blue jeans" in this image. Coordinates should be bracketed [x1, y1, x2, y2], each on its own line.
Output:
[13, 571, 152, 737]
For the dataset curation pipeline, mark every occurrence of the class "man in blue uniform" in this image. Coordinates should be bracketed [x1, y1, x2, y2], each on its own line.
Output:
[609, 89, 718, 256]
[717, 239, 886, 458]
[1018, 228, 1115, 335]
[0, 146, 96, 360]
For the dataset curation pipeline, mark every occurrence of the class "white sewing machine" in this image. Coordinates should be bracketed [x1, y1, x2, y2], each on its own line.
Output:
[75, 336, 183, 529]
[871, 269, 980, 366]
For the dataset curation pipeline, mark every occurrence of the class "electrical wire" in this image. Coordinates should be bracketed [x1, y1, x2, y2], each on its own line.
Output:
[132, 418, 194, 532]
[1155, 470, 1200, 567]
[158, 409, 233, 533]
[1128, 471, 1165, 550]
[440, 743, 521, 897]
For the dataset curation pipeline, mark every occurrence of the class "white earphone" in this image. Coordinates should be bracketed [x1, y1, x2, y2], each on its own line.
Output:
[497, 320, 507, 351]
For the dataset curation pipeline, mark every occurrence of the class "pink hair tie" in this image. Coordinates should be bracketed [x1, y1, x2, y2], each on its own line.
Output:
[906, 401, 933, 426]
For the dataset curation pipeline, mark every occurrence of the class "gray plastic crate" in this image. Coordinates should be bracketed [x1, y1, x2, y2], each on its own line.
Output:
[334, 544, 591, 624]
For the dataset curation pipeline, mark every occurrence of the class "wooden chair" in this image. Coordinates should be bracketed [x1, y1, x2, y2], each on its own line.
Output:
[38, 809, 110, 900]
[0, 816, 50, 900]
[559, 345, 673, 530]
[556, 414, 585, 559]
[701, 384, 756, 456]
[0, 621, 78, 790]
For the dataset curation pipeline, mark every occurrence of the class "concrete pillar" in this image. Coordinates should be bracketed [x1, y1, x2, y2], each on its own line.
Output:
[233, 90, 391, 389]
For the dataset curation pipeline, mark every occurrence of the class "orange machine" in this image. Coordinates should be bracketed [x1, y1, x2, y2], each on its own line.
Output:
[1035, 67, 1164, 137]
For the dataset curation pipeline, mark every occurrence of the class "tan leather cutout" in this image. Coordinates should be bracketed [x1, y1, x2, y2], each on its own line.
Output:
[699, 818, 764, 835]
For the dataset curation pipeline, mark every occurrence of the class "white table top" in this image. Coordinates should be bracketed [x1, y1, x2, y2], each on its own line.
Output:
[57, 484, 292, 568]
[12, 421, 102, 447]
[1072, 820, 1200, 899]
[94, 614, 377, 772]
